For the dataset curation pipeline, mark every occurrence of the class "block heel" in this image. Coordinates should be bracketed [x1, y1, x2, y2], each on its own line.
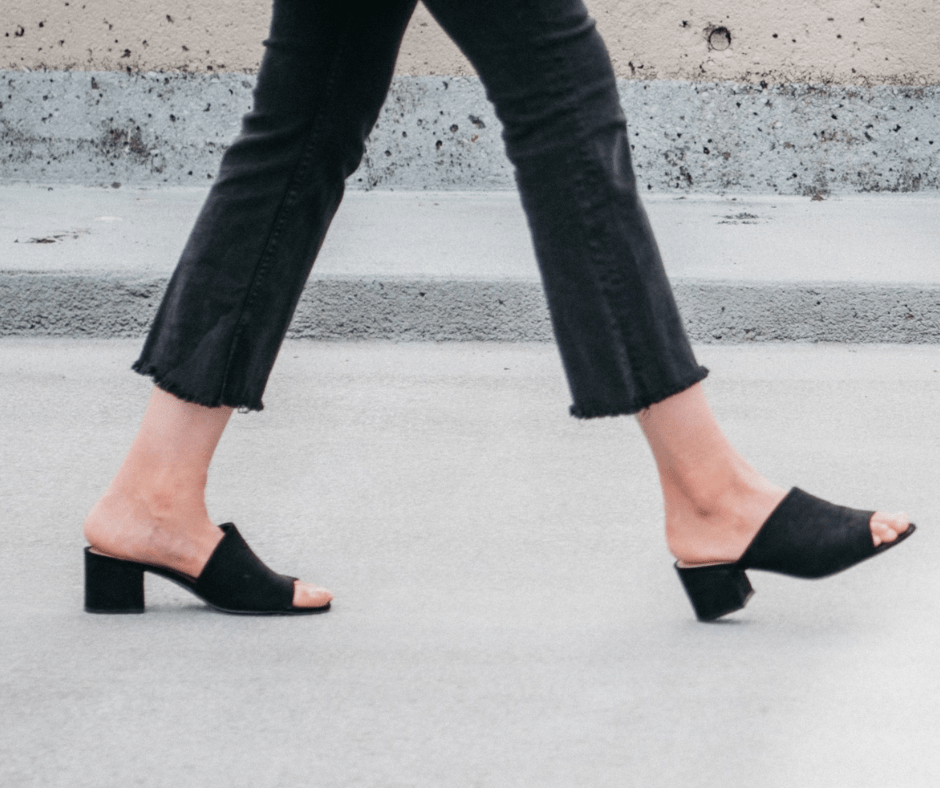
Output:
[84, 547, 145, 614]
[675, 563, 753, 622]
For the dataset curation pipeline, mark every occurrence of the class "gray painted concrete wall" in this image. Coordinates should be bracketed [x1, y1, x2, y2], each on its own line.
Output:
[4, 71, 940, 195]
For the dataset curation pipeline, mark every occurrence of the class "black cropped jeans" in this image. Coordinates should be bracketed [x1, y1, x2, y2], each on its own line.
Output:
[134, 0, 708, 417]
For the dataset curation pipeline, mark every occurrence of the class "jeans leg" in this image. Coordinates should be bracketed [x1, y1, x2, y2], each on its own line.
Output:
[134, 0, 418, 410]
[424, 0, 707, 417]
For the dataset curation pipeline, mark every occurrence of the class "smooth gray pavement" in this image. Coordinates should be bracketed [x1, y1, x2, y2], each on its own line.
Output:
[3, 184, 940, 342]
[2, 339, 938, 787]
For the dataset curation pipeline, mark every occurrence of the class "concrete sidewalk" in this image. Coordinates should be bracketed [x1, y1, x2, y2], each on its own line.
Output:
[1, 339, 938, 787]
[3, 184, 940, 342]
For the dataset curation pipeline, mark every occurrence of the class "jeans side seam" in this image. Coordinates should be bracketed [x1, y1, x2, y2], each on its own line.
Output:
[582, 123, 646, 384]
[216, 19, 355, 404]
[562, 82, 646, 405]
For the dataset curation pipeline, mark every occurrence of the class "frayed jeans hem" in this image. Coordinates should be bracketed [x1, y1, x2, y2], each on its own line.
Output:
[569, 365, 709, 419]
[131, 360, 265, 412]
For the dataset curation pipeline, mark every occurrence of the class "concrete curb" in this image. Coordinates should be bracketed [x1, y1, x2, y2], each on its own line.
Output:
[4, 186, 939, 343]
[4, 272, 940, 343]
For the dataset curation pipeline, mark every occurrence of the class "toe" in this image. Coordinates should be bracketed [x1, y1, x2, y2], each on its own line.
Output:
[292, 581, 333, 609]
[869, 511, 910, 547]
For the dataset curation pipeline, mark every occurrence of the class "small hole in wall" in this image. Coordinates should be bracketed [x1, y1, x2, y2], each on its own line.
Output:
[708, 27, 732, 51]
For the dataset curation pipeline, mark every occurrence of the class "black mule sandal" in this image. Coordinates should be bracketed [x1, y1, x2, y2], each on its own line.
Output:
[84, 523, 330, 615]
[675, 487, 916, 622]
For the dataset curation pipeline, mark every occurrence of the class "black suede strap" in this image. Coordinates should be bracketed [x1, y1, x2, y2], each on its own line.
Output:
[739, 487, 878, 579]
[194, 524, 296, 612]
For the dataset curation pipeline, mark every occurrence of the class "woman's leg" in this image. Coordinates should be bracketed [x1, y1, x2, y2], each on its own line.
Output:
[422, 0, 909, 557]
[86, 0, 419, 606]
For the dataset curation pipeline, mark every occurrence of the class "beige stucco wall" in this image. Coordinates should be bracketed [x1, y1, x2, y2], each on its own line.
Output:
[3, 0, 939, 85]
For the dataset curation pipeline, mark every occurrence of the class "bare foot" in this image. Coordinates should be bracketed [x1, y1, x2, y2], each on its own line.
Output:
[664, 467, 911, 566]
[636, 382, 911, 568]
[84, 488, 332, 609]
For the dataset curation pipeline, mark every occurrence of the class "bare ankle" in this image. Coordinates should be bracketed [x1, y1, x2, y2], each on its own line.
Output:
[662, 455, 771, 516]
[663, 467, 786, 565]
[84, 480, 221, 576]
